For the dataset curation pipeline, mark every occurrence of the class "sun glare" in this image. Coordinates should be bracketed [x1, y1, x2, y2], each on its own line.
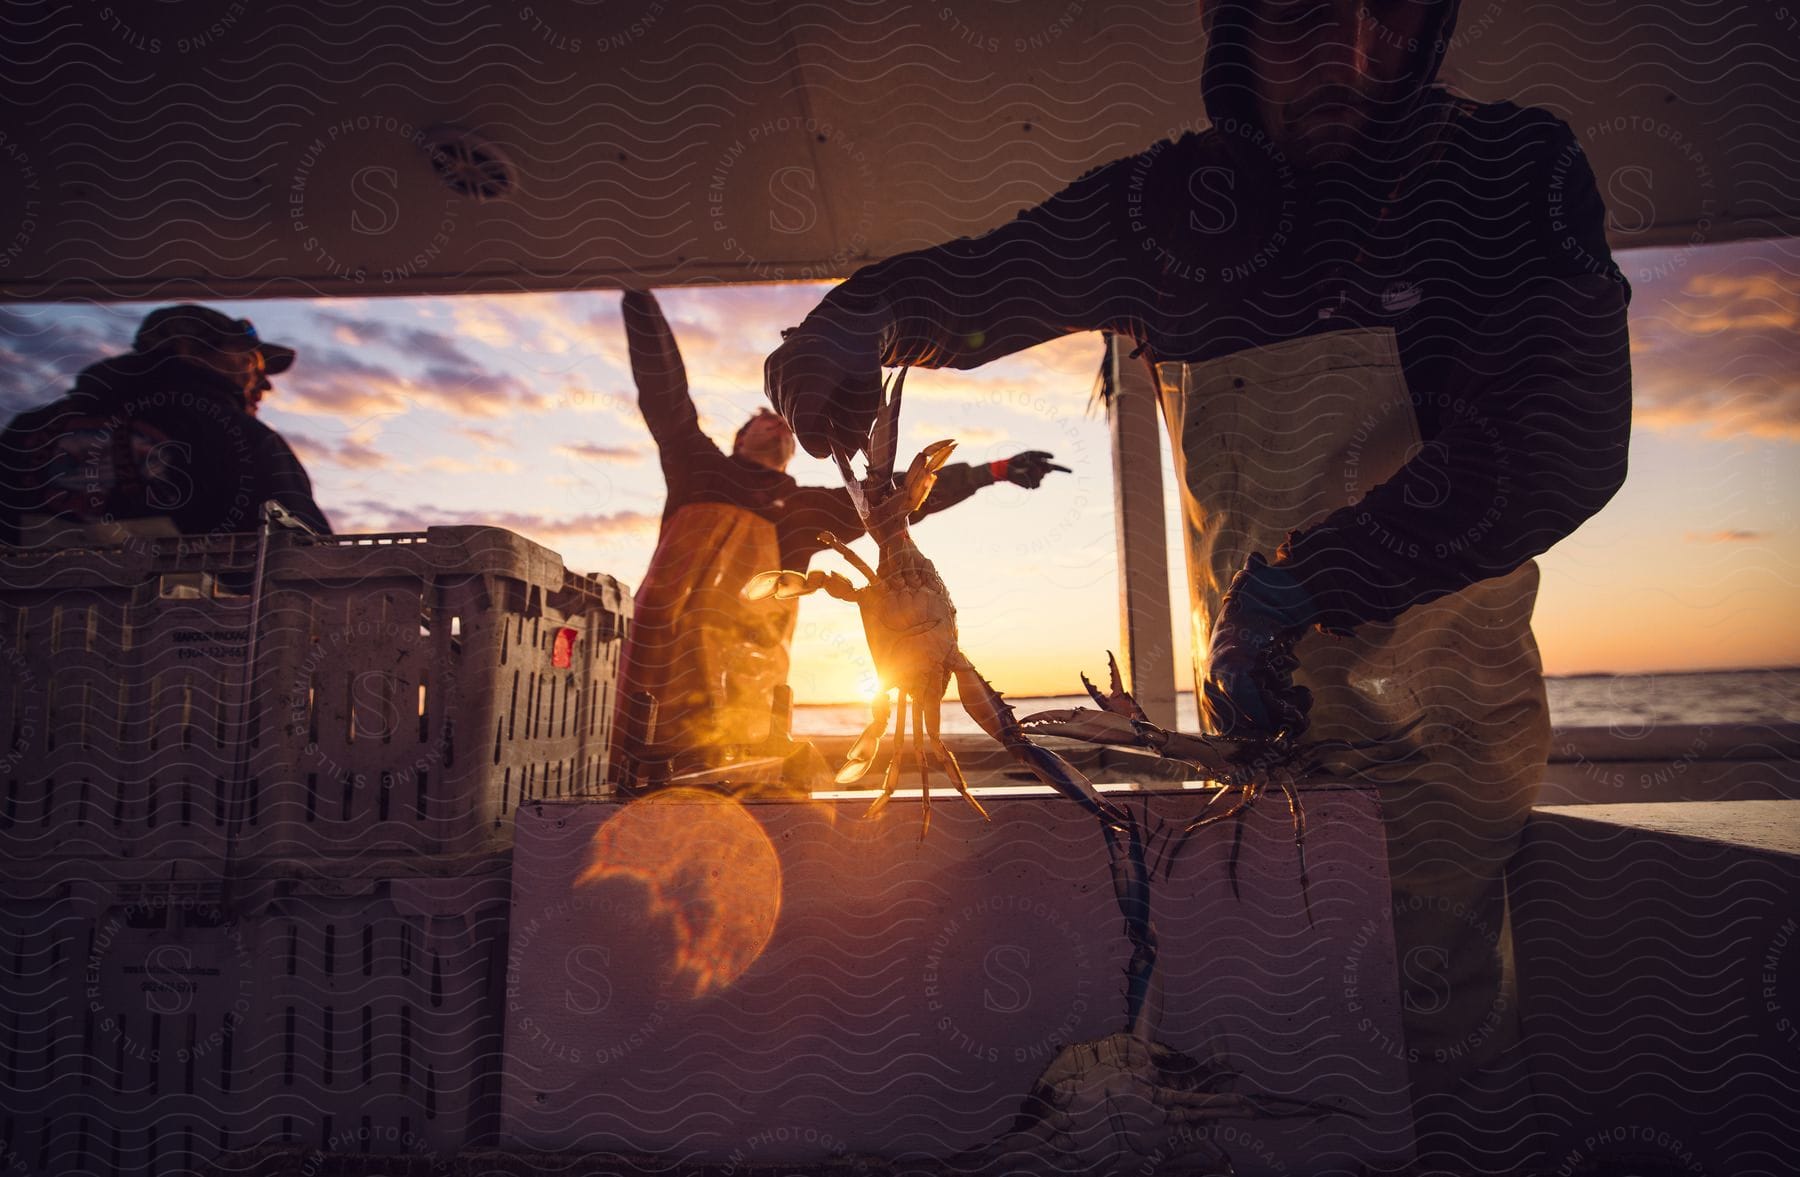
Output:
[575, 788, 782, 999]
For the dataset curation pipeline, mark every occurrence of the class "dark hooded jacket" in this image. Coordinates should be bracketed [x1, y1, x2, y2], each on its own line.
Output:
[796, 0, 1632, 631]
[0, 351, 331, 543]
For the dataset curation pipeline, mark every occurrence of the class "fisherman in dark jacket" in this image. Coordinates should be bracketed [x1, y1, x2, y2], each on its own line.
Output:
[0, 303, 330, 545]
[764, 0, 1631, 1165]
[617, 289, 1064, 769]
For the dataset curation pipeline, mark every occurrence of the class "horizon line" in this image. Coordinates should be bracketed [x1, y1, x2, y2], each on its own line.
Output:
[787, 663, 1800, 708]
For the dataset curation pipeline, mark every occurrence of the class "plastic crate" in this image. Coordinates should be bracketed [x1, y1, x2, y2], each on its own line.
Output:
[0, 526, 631, 862]
[0, 856, 510, 1176]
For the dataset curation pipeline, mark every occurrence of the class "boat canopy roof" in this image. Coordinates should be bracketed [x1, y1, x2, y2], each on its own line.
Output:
[1, 0, 1793, 303]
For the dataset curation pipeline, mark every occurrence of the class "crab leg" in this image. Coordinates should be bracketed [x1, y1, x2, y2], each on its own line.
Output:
[1273, 773, 1313, 925]
[1020, 705, 1245, 781]
[1039, 653, 1328, 918]
[951, 655, 1131, 829]
[864, 695, 907, 821]
[837, 690, 892, 784]
[1161, 781, 1258, 882]
[1166, 776, 1316, 924]
[815, 532, 878, 584]
[1075, 650, 1248, 773]
[925, 695, 988, 821]
[913, 696, 931, 840]
[741, 567, 861, 603]
[1227, 790, 1255, 899]
[1104, 818, 1160, 1043]
[1017, 707, 1142, 746]
[949, 654, 1168, 1033]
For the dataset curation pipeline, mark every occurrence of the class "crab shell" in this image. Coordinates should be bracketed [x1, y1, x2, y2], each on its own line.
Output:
[997, 1031, 1233, 1175]
[858, 551, 959, 695]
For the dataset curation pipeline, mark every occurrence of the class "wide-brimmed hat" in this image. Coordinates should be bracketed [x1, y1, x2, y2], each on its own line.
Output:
[134, 303, 296, 374]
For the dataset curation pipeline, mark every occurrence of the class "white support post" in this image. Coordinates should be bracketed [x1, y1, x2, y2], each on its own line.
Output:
[1107, 334, 1179, 729]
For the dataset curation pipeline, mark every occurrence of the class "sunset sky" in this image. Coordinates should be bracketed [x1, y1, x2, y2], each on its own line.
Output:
[2, 237, 1796, 701]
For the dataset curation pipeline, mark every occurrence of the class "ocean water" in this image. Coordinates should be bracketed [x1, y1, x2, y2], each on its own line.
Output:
[792, 668, 1800, 736]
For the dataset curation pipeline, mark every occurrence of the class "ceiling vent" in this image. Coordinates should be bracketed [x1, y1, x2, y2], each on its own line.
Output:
[421, 124, 516, 202]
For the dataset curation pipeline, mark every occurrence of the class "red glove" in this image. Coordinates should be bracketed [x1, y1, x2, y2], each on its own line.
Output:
[989, 451, 1070, 488]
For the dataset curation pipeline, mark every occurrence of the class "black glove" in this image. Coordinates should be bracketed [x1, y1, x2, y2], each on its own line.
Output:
[991, 451, 1070, 488]
[1200, 552, 1318, 741]
[763, 296, 889, 459]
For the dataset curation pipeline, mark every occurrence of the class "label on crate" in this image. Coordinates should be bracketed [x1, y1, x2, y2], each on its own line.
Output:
[172, 628, 249, 659]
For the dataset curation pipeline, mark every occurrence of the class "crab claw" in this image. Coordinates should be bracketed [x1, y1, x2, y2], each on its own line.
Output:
[1080, 651, 1151, 722]
[741, 569, 810, 601]
[837, 691, 892, 784]
[831, 442, 870, 522]
[1018, 707, 1145, 746]
[867, 367, 906, 485]
[836, 730, 878, 784]
[902, 439, 957, 512]
[954, 658, 1131, 828]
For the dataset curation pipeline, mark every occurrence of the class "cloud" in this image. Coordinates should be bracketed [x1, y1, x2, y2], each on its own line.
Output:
[312, 310, 479, 368]
[276, 344, 531, 422]
[291, 311, 548, 420]
[1629, 240, 1800, 442]
[421, 455, 520, 476]
[274, 348, 410, 417]
[448, 294, 599, 358]
[1667, 272, 1797, 333]
[331, 499, 661, 545]
[447, 301, 522, 350]
[0, 307, 131, 414]
[285, 431, 394, 471]
[1684, 529, 1766, 543]
[453, 425, 512, 451]
[556, 441, 644, 462]
[489, 510, 660, 542]
[444, 292, 630, 375]
[410, 287, 1107, 431]
[910, 421, 1005, 445]
[637, 284, 833, 397]
[559, 381, 637, 417]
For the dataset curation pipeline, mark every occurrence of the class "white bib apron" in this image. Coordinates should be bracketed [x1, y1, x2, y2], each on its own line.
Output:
[1157, 325, 1552, 1097]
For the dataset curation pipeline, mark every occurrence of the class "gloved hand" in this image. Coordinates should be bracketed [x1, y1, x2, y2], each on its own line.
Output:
[1200, 552, 1318, 741]
[763, 295, 890, 459]
[988, 451, 1071, 488]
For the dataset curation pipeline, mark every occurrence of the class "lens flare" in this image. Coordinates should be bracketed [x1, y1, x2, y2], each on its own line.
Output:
[574, 788, 782, 999]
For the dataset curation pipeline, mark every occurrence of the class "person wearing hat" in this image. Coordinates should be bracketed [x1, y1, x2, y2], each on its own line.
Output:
[764, 0, 1632, 1167]
[615, 289, 1066, 772]
[0, 303, 330, 545]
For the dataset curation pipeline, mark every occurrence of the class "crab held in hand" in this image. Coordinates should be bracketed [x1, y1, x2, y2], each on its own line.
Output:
[743, 369, 1129, 840]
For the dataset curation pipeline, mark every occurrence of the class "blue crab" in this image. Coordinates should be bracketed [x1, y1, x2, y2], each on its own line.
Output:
[742, 369, 1130, 840]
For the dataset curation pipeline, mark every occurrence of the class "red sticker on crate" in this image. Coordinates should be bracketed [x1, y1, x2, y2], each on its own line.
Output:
[552, 627, 579, 668]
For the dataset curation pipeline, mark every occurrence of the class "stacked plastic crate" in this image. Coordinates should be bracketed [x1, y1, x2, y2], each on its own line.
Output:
[0, 526, 630, 1175]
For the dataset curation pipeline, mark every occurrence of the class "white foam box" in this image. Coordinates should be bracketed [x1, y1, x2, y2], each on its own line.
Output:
[499, 782, 1415, 1174]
